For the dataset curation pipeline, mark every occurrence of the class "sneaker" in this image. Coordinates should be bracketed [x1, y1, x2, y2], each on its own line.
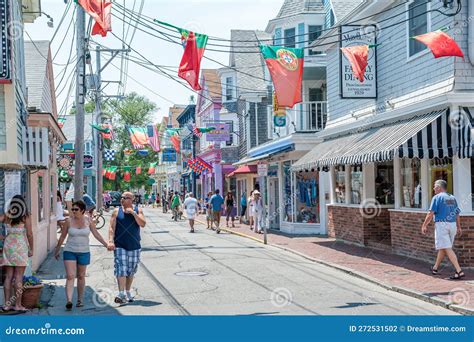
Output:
[216, 229, 221, 234]
[114, 296, 127, 305]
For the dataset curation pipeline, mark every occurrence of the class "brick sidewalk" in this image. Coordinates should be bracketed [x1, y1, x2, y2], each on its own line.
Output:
[202, 218, 474, 314]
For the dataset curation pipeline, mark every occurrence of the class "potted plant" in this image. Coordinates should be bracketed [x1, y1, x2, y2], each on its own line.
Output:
[21, 276, 43, 309]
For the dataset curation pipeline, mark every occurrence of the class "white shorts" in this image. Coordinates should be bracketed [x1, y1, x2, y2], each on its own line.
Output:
[434, 222, 457, 250]
[186, 210, 196, 220]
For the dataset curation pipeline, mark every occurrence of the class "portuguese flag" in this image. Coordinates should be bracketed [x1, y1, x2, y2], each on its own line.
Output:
[154, 20, 208, 90]
[260, 45, 304, 108]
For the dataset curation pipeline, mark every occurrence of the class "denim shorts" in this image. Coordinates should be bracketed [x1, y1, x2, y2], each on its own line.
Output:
[63, 251, 91, 265]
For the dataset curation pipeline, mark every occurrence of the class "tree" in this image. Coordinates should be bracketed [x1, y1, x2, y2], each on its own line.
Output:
[103, 92, 159, 192]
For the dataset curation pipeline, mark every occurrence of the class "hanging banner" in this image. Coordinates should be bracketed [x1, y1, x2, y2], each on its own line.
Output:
[340, 25, 377, 98]
[0, 0, 11, 83]
[162, 148, 177, 162]
[206, 123, 230, 142]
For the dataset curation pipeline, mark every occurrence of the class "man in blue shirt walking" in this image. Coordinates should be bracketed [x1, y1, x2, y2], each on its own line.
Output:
[210, 189, 224, 234]
[421, 180, 464, 280]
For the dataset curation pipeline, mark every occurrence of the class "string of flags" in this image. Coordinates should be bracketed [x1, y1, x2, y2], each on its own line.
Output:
[341, 30, 464, 83]
[91, 123, 115, 140]
[187, 157, 212, 175]
[103, 162, 158, 181]
[104, 149, 116, 161]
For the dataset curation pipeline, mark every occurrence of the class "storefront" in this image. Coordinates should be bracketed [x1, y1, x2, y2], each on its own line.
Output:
[292, 108, 474, 265]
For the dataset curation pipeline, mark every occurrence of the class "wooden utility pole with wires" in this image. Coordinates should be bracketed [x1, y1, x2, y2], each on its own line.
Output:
[73, 4, 86, 201]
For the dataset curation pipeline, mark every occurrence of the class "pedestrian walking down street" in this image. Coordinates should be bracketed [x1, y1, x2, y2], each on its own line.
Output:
[64, 183, 74, 212]
[1, 195, 33, 313]
[183, 193, 199, 233]
[162, 193, 168, 213]
[144, 192, 149, 207]
[54, 200, 109, 310]
[421, 180, 464, 280]
[109, 192, 147, 304]
[205, 192, 213, 229]
[151, 193, 156, 208]
[210, 189, 224, 234]
[56, 190, 67, 232]
[170, 192, 181, 221]
[82, 191, 96, 216]
[240, 191, 247, 224]
[247, 191, 255, 230]
[225, 192, 236, 228]
[253, 191, 264, 234]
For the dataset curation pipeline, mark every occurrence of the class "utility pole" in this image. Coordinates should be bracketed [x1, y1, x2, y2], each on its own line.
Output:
[73, 4, 86, 201]
[95, 46, 103, 208]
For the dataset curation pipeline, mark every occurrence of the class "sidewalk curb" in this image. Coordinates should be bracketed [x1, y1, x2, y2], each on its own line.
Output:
[205, 220, 474, 316]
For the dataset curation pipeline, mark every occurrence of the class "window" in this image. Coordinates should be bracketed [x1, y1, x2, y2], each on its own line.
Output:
[225, 77, 234, 101]
[38, 176, 44, 221]
[295, 171, 320, 223]
[329, 10, 335, 27]
[408, 0, 429, 57]
[226, 121, 234, 146]
[283, 161, 295, 222]
[308, 25, 323, 55]
[401, 158, 422, 208]
[284, 28, 296, 48]
[430, 158, 453, 198]
[351, 165, 363, 204]
[375, 162, 394, 205]
[334, 166, 346, 203]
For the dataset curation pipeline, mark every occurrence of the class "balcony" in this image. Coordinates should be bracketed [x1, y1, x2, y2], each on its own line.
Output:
[294, 101, 327, 132]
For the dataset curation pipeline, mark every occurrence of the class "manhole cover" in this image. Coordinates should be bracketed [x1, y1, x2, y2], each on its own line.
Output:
[175, 271, 208, 277]
[384, 270, 411, 276]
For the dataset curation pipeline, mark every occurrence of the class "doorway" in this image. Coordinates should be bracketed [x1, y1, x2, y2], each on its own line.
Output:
[268, 178, 280, 230]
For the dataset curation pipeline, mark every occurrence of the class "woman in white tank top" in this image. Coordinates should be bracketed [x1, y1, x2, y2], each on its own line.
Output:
[54, 200, 108, 310]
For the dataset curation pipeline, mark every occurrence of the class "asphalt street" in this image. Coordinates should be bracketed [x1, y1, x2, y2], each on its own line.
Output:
[36, 208, 456, 316]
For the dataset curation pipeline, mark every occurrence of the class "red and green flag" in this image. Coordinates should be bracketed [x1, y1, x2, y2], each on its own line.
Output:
[136, 166, 142, 175]
[413, 31, 464, 59]
[77, 0, 112, 37]
[340, 45, 369, 83]
[127, 126, 149, 149]
[148, 162, 157, 175]
[123, 166, 131, 182]
[105, 166, 117, 180]
[155, 20, 208, 90]
[260, 45, 304, 108]
[170, 133, 181, 153]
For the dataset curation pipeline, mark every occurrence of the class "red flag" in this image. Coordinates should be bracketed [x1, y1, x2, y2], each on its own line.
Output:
[136, 166, 142, 175]
[413, 31, 464, 59]
[260, 46, 304, 108]
[77, 0, 112, 37]
[340, 45, 369, 83]
[148, 163, 157, 175]
[123, 172, 131, 182]
[178, 31, 209, 90]
[170, 134, 181, 153]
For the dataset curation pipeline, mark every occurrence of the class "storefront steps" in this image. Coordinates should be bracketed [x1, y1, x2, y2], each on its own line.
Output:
[199, 219, 474, 315]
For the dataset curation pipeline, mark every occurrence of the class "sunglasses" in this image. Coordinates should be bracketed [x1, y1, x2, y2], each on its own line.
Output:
[71, 208, 80, 212]
[121, 197, 132, 200]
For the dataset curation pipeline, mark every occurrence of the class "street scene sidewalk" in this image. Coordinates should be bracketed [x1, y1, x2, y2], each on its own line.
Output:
[208, 218, 474, 315]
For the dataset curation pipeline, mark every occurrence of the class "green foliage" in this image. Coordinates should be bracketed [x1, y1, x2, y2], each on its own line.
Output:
[103, 93, 159, 192]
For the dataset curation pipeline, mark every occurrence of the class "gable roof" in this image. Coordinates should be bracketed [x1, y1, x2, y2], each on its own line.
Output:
[275, 0, 325, 19]
[201, 69, 222, 99]
[230, 30, 270, 95]
[168, 105, 186, 127]
[24, 41, 53, 112]
[330, 0, 364, 22]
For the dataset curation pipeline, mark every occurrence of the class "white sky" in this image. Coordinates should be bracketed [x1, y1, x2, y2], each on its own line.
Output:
[25, 0, 283, 123]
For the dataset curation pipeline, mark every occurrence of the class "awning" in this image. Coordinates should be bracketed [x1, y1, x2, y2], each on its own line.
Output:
[227, 165, 258, 178]
[292, 109, 472, 171]
[234, 145, 295, 166]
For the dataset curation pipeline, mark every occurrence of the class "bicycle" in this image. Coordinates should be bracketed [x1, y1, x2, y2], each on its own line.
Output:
[91, 208, 106, 229]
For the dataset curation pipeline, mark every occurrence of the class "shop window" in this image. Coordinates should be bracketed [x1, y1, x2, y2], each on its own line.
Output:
[334, 165, 346, 203]
[351, 165, 363, 204]
[295, 171, 320, 223]
[38, 176, 44, 221]
[283, 161, 294, 222]
[401, 158, 422, 208]
[408, 0, 430, 57]
[375, 162, 395, 205]
[430, 158, 453, 197]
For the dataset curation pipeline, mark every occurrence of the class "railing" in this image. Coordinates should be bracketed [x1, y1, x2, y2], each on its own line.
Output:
[22, 126, 49, 168]
[295, 101, 327, 132]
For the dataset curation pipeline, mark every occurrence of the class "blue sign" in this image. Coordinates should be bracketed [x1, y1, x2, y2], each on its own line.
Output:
[162, 148, 177, 162]
[274, 116, 286, 127]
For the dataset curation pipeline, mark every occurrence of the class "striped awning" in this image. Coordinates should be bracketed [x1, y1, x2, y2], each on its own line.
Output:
[292, 109, 472, 171]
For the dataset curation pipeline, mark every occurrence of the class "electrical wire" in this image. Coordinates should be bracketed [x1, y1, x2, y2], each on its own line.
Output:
[50, 0, 73, 43]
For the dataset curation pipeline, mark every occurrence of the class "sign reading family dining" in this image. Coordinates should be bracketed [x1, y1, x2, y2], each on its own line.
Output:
[206, 123, 230, 142]
[339, 25, 377, 98]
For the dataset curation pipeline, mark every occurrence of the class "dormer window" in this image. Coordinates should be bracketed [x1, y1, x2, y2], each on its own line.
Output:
[284, 28, 296, 48]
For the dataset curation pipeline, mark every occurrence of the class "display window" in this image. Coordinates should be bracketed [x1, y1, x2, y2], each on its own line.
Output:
[334, 165, 346, 204]
[375, 161, 394, 205]
[295, 171, 320, 223]
[401, 158, 422, 208]
[283, 161, 294, 222]
[430, 158, 453, 197]
[350, 165, 363, 204]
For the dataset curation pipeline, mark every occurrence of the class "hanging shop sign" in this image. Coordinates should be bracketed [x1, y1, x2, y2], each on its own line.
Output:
[57, 154, 74, 170]
[274, 116, 286, 127]
[340, 25, 377, 99]
[0, 0, 11, 83]
[206, 123, 230, 142]
[162, 148, 177, 162]
[84, 154, 94, 169]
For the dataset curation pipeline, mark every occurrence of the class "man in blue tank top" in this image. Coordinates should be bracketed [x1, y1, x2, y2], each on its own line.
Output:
[109, 192, 147, 304]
